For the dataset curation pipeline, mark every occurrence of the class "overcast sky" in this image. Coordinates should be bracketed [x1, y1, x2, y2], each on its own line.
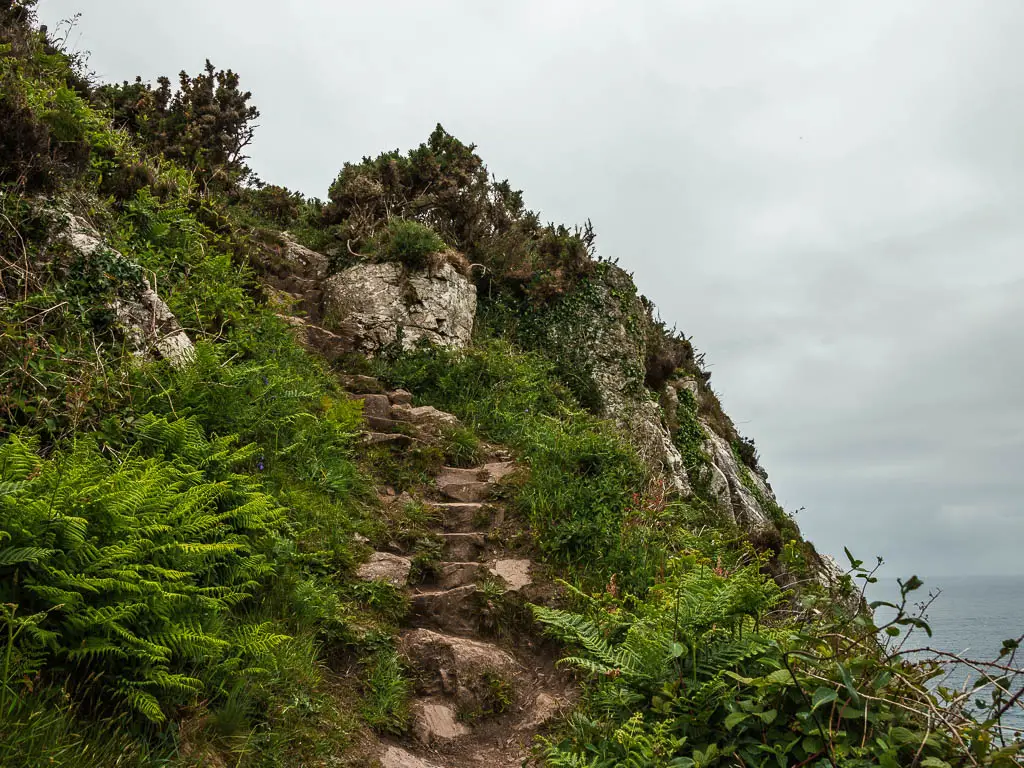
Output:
[39, 1, 1024, 580]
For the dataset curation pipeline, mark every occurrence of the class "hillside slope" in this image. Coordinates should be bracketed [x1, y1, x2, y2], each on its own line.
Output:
[1, 4, 1020, 767]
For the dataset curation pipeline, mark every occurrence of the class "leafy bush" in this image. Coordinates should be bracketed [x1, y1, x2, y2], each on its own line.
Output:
[378, 218, 446, 269]
[0, 423, 285, 723]
[92, 60, 259, 190]
[323, 125, 597, 299]
[536, 555, 1023, 768]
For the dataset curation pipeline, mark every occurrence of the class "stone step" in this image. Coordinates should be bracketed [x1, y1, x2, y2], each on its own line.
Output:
[411, 698, 470, 747]
[363, 414, 412, 433]
[399, 628, 520, 712]
[427, 502, 489, 532]
[434, 462, 518, 502]
[361, 432, 416, 448]
[435, 477, 492, 503]
[440, 532, 486, 561]
[388, 388, 413, 405]
[339, 373, 384, 394]
[379, 746, 443, 768]
[434, 562, 486, 589]
[488, 558, 533, 592]
[410, 585, 479, 634]
[357, 552, 412, 588]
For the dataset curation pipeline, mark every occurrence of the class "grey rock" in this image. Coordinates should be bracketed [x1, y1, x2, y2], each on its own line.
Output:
[411, 699, 470, 746]
[322, 261, 475, 354]
[357, 552, 412, 588]
[60, 212, 193, 367]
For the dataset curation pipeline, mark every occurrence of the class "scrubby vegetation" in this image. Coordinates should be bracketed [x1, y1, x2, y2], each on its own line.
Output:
[1, 2, 1020, 766]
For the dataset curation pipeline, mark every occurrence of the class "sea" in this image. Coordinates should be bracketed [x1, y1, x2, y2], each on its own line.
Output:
[868, 575, 1024, 737]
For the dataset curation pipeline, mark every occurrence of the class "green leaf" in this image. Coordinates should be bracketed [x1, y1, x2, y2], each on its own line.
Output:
[758, 708, 778, 724]
[764, 668, 795, 686]
[844, 547, 863, 569]
[811, 686, 838, 712]
[724, 711, 748, 730]
[920, 759, 952, 768]
[837, 662, 861, 705]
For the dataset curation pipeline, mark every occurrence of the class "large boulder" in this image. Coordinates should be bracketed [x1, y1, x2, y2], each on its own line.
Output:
[322, 261, 475, 354]
[60, 212, 194, 367]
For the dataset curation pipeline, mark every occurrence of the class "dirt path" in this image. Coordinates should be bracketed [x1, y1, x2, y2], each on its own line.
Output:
[346, 383, 574, 768]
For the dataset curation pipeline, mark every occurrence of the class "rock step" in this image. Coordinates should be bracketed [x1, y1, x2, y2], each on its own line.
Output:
[379, 746, 444, 768]
[357, 552, 412, 588]
[439, 532, 486, 561]
[434, 562, 486, 589]
[411, 699, 469, 747]
[426, 501, 492, 532]
[399, 628, 520, 709]
[410, 585, 480, 634]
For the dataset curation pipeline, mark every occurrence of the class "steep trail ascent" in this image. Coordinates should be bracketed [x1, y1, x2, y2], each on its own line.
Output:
[345, 379, 575, 768]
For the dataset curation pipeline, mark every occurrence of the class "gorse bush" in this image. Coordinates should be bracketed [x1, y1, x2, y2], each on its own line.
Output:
[93, 59, 260, 190]
[377, 218, 447, 270]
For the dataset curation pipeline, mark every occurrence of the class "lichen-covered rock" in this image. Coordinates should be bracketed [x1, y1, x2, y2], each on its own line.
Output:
[322, 261, 475, 353]
[701, 424, 773, 530]
[357, 551, 412, 588]
[60, 212, 194, 367]
[533, 264, 689, 494]
[278, 232, 329, 280]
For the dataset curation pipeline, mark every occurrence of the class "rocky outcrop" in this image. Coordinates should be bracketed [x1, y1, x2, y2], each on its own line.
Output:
[322, 261, 475, 353]
[59, 212, 194, 367]
[530, 264, 793, 539]
[536, 265, 690, 495]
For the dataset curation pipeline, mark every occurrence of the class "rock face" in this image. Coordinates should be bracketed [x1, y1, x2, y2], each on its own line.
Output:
[322, 261, 475, 353]
[60, 212, 194, 367]
[532, 264, 790, 537]
[536, 265, 689, 493]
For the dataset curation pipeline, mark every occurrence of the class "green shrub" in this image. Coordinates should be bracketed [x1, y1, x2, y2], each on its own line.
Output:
[0, 424, 286, 723]
[533, 558, 1021, 768]
[381, 340, 655, 588]
[379, 218, 446, 269]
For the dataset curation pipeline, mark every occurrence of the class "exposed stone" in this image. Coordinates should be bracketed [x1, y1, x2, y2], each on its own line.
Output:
[379, 746, 443, 768]
[278, 233, 329, 280]
[390, 404, 460, 435]
[400, 628, 519, 712]
[357, 552, 412, 588]
[411, 699, 470, 746]
[354, 393, 394, 420]
[411, 585, 480, 634]
[339, 373, 385, 394]
[701, 424, 772, 530]
[389, 388, 414, 405]
[533, 266, 688, 495]
[322, 261, 476, 354]
[515, 692, 566, 731]
[429, 502, 487, 532]
[488, 559, 532, 592]
[440, 532, 487, 561]
[435, 562, 485, 589]
[59, 212, 194, 367]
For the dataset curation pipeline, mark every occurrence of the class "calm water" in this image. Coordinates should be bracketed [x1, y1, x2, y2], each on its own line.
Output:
[869, 575, 1024, 736]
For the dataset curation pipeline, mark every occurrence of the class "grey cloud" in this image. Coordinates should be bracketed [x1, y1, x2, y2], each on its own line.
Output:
[38, 0, 1024, 577]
